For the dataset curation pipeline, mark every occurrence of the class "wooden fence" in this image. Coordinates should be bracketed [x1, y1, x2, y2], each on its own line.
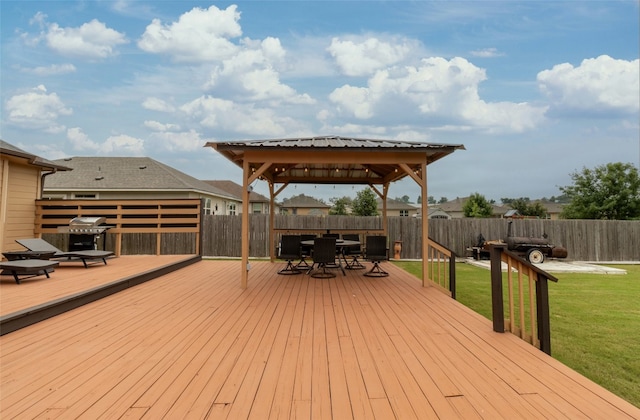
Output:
[200, 215, 638, 262]
[39, 211, 638, 261]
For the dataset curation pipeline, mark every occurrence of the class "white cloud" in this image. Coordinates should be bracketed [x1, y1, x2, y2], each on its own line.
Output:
[149, 129, 206, 152]
[204, 37, 314, 105]
[67, 127, 100, 151]
[537, 55, 640, 115]
[470, 48, 504, 58]
[180, 95, 294, 136]
[67, 127, 145, 154]
[5, 85, 72, 132]
[22, 63, 76, 75]
[144, 120, 181, 132]
[101, 134, 145, 154]
[329, 57, 546, 133]
[45, 19, 128, 59]
[327, 36, 414, 76]
[138, 5, 242, 62]
[142, 97, 176, 112]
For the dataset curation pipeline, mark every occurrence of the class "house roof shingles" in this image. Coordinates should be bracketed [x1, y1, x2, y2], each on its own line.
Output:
[280, 194, 330, 208]
[44, 157, 237, 200]
[203, 180, 269, 202]
[1, 140, 71, 172]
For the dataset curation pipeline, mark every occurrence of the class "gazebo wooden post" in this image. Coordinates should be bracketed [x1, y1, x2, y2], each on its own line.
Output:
[269, 182, 276, 262]
[420, 162, 429, 287]
[399, 162, 429, 287]
[241, 159, 250, 288]
[382, 183, 389, 237]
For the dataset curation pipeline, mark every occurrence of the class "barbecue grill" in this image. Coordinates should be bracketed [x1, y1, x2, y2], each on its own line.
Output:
[57, 216, 112, 251]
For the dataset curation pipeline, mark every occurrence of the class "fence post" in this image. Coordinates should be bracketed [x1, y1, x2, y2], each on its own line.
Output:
[490, 244, 505, 333]
[536, 273, 552, 355]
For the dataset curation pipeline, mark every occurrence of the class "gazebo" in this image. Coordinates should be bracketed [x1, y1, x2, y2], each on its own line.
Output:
[206, 136, 464, 288]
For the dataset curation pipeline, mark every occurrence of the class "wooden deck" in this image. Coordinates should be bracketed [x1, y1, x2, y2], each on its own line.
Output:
[1, 259, 638, 419]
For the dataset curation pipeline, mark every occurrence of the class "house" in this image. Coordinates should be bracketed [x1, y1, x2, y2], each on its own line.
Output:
[412, 208, 452, 219]
[279, 193, 331, 215]
[42, 157, 241, 215]
[376, 198, 419, 217]
[532, 199, 565, 220]
[502, 200, 565, 220]
[1, 140, 71, 253]
[436, 196, 505, 218]
[203, 180, 273, 214]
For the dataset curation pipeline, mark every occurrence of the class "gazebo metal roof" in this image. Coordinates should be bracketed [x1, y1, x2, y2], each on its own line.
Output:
[206, 136, 465, 288]
[207, 136, 464, 186]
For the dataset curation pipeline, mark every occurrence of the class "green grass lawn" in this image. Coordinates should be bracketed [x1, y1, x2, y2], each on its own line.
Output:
[392, 260, 640, 408]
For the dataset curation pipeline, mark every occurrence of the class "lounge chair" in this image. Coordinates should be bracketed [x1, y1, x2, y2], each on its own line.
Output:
[16, 238, 114, 268]
[0, 259, 59, 284]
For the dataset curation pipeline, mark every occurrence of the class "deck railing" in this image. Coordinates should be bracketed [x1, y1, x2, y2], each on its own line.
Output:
[34, 199, 202, 256]
[427, 238, 457, 298]
[489, 244, 558, 354]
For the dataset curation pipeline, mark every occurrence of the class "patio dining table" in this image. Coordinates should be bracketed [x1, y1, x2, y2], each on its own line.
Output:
[301, 239, 360, 275]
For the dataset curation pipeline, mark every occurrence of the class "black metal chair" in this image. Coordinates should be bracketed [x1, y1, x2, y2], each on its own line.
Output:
[308, 237, 339, 278]
[322, 233, 341, 267]
[364, 235, 389, 277]
[277, 235, 302, 275]
[297, 234, 316, 268]
[342, 234, 365, 269]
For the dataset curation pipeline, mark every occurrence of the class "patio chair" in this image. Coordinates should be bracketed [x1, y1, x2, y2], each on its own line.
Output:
[277, 235, 302, 275]
[321, 233, 341, 267]
[308, 237, 339, 278]
[15, 238, 114, 268]
[364, 236, 389, 277]
[342, 234, 365, 269]
[297, 234, 316, 268]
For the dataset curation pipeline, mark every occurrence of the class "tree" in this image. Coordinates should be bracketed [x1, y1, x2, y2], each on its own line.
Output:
[463, 193, 494, 218]
[560, 162, 640, 220]
[329, 196, 351, 215]
[438, 197, 448, 204]
[352, 188, 378, 216]
[509, 198, 548, 218]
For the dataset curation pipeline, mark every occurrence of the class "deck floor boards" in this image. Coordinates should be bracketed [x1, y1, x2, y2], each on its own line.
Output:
[1, 259, 639, 419]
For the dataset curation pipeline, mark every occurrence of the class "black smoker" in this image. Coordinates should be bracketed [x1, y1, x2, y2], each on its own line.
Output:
[58, 216, 111, 251]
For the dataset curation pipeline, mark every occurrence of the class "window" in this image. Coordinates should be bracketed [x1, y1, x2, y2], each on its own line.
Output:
[228, 203, 236, 215]
[203, 198, 212, 215]
[399, 210, 409, 217]
[73, 193, 97, 199]
[252, 203, 262, 214]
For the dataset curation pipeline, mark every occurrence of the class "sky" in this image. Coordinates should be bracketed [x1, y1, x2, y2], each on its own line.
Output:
[1, 1, 639, 205]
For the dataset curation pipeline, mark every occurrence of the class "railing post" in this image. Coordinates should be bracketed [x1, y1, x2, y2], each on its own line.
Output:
[536, 273, 552, 355]
[490, 244, 506, 333]
[449, 251, 457, 299]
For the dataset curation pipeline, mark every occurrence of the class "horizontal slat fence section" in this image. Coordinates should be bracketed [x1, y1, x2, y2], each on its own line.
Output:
[35, 199, 201, 255]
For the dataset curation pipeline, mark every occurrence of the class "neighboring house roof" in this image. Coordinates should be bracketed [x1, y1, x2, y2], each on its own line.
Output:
[376, 198, 418, 210]
[0, 140, 71, 172]
[203, 180, 269, 202]
[43, 157, 237, 200]
[280, 194, 330, 208]
[437, 196, 504, 215]
[532, 199, 565, 214]
[436, 197, 469, 213]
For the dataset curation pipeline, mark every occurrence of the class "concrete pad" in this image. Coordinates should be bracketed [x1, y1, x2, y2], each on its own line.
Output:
[465, 258, 628, 274]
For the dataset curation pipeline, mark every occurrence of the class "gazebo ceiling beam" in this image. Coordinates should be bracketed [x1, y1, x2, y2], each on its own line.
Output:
[242, 150, 429, 165]
[270, 176, 385, 184]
